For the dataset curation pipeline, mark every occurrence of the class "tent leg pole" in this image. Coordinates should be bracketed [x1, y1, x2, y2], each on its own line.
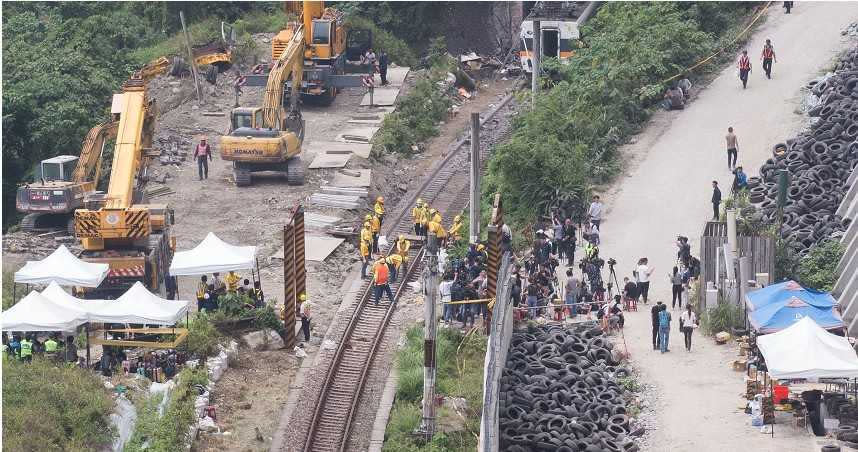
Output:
[12, 284, 15, 303]
[86, 324, 91, 368]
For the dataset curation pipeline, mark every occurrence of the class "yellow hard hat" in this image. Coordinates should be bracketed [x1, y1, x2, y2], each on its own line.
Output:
[430, 208, 437, 214]
[365, 214, 372, 221]
[364, 222, 371, 228]
[299, 293, 307, 301]
[477, 244, 485, 251]
[416, 198, 423, 206]
[377, 196, 384, 203]
[399, 234, 405, 240]
[454, 215, 461, 221]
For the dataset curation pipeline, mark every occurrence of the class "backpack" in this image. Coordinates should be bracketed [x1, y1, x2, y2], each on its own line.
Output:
[658, 310, 670, 327]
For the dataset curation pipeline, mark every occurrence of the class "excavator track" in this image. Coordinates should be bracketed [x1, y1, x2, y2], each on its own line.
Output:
[234, 166, 252, 187]
[19, 213, 42, 233]
[286, 156, 306, 186]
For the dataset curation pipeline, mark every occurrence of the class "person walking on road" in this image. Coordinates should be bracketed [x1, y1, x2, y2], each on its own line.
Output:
[761, 39, 777, 79]
[194, 137, 212, 180]
[725, 126, 739, 171]
[711, 180, 722, 220]
[635, 257, 654, 304]
[588, 195, 604, 229]
[378, 50, 389, 86]
[669, 266, 684, 309]
[651, 301, 664, 350]
[372, 257, 394, 305]
[679, 304, 698, 351]
[565, 269, 581, 318]
[783, 1, 793, 14]
[737, 50, 752, 89]
[233, 71, 247, 107]
[658, 304, 672, 353]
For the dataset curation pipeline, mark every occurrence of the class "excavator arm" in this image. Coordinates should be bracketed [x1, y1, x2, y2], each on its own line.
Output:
[72, 120, 119, 184]
[262, 24, 305, 129]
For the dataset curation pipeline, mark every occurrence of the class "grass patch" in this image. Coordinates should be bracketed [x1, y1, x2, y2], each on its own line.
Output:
[129, 16, 223, 66]
[384, 327, 485, 452]
[2, 358, 115, 451]
[3, 271, 17, 310]
[701, 299, 745, 336]
[796, 241, 845, 291]
[124, 365, 208, 452]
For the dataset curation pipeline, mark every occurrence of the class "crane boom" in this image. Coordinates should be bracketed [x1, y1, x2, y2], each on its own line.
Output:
[105, 79, 148, 209]
[263, 25, 305, 129]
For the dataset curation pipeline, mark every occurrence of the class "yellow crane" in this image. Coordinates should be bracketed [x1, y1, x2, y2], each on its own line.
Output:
[219, 23, 306, 187]
[73, 70, 175, 298]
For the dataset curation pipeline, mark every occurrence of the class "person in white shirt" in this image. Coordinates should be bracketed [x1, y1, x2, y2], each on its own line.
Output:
[439, 274, 455, 323]
[588, 195, 604, 228]
[635, 258, 654, 304]
[679, 304, 698, 351]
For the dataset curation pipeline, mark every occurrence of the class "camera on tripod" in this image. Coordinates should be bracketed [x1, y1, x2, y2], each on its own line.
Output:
[607, 257, 617, 268]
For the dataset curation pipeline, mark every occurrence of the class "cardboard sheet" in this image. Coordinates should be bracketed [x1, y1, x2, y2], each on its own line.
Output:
[331, 169, 371, 188]
[308, 152, 351, 169]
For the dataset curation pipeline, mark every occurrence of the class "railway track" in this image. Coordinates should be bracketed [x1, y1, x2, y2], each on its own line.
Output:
[299, 92, 518, 452]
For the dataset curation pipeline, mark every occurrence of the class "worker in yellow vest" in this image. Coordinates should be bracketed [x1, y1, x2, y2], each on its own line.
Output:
[427, 215, 447, 247]
[360, 234, 371, 279]
[411, 198, 425, 236]
[370, 213, 381, 253]
[19, 336, 33, 363]
[430, 208, 442, 225]
[418, 203, 430, 238]
[386, 253, 403, 283]
[374, 196, 385, 226]
[449, 215, 464, 242]
[396, 234, 411, 260]
[225, 270, 241, 292]
[45, 336, 58, 356]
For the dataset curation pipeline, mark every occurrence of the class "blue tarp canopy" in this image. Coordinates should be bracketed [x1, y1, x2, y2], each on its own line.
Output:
[750, 295, 844, 333]
[745, 280, 837, 312]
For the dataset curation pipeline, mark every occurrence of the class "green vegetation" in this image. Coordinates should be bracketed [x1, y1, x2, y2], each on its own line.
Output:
[3, 271, 16, 310]
[2, 358, 115, 451]
[701, 299, 745, 336]
[372, 39, 454, 157]
[124, 365, 209, 452]
[384, 327, 485, 452]
[485, 2, 755, 224]
[344, 15, 417, 67]
[796, 241, 845, 291]
[180, 311, 223, 360]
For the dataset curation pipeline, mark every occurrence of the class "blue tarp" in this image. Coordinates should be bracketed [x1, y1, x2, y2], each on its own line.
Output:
[745, 280, 837, 311]
[749, 296, 844, 333]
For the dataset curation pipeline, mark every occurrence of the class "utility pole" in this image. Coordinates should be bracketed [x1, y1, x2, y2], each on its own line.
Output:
[418, 232, 440, 440]
[469, 112, 481, 244]
[531, 20, 540, 109]
[179, 11, 203, 102]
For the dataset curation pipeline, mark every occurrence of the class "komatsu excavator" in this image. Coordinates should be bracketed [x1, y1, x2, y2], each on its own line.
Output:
[73, 72, 175, 299]
[16, 121, 118, 233]
[219, 23, 307, 187]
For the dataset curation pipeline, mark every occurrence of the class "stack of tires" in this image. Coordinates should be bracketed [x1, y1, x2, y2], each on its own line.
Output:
[750, 47, 858, 257]
[499, 324, 639, 452]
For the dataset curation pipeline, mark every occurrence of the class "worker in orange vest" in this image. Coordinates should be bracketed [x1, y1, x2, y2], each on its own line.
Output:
[737, 49, 752, 89]
[760, 39, 777, 79]
[372, 257, 394, 305]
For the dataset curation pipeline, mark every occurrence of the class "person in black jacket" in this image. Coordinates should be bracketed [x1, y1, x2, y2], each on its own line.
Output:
[378, 50, 389, 85]
[561, 219, 577, 267]
[651, 301, 664, 350]
[711, 180, 722, 220]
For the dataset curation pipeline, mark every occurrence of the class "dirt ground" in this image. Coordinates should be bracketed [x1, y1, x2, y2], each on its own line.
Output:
[594, 4, 858, 451]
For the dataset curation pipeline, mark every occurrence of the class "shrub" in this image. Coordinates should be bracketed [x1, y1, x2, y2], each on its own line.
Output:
[180, 311, 222, 359]
[701, 300, 744, 336]
[3, 358, 115, 451]
[797, 241, 845, 291]
[344, 15, 416, 67]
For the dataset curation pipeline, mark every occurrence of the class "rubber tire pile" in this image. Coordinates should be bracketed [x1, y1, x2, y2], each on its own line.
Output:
[499, 324, 638, 452]
[748, 47, 858, 256]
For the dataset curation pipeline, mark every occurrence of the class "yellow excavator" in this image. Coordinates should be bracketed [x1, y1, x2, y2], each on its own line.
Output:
[219, 23, 307, 187]
[73, 71, 175, 299]
[16, 121, 118, 233]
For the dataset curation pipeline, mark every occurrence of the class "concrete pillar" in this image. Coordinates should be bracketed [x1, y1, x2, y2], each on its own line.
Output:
[531, 20, 540, 109]
[469, 113, 481, 244]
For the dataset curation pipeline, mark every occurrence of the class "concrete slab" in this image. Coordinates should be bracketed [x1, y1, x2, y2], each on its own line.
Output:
[336, 127, 380, 144]
[385, 66, 410, 87]
[305, 141, 372, 159]
[331, 169, 371, 188]
[360, 87, 400, 106]
[273, 235, 344, 261]
[308, 152, 351, 169]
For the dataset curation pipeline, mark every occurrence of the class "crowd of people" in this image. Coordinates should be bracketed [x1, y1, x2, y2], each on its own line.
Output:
[195, 270, 264, 313]
[3, 333, 78, 364]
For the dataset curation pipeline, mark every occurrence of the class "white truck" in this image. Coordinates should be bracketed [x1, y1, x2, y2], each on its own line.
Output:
[519, 2, 600, 74]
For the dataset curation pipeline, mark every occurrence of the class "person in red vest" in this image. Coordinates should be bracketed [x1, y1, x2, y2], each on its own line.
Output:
[761, 39, 777, 79]
[194, 137, 212, 180]
[737, 50, 752, 89]
[372, 256, 395, 305]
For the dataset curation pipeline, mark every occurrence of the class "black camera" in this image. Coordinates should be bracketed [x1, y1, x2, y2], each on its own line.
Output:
[607, 258, 617, 267]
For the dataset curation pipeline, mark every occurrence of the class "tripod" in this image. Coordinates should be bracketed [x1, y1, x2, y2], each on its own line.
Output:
[606, 264, 621, 300]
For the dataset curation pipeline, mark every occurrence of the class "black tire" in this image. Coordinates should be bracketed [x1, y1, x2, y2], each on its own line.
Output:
[20, 213, 40, 232]
[203, 65, 218, 85]
[170, 56, 188, 77]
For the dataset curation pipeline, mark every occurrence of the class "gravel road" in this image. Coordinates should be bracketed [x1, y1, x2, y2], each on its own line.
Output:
[597, 3, 858, 451]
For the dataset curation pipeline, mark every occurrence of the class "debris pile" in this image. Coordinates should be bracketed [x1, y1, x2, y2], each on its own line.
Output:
[499, 324, 639, 452]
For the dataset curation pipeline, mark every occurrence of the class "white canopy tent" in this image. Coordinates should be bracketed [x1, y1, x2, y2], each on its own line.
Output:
[169, 232, 257, 276]
[13, 245, 109, 287]
[756, 317, 858, 379]
[40, 282, 111, 318]
[92, 282, 190, 325]
[1, 291, 87, 332]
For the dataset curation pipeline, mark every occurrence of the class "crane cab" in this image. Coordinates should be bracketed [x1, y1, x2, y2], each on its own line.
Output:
[229, 107, 264, 133]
